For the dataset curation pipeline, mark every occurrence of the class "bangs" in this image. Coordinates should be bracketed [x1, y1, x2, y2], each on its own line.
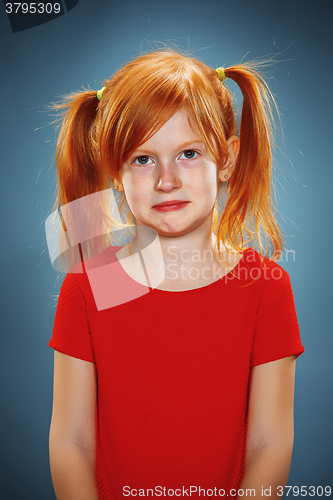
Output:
[98, 51, 231, 177]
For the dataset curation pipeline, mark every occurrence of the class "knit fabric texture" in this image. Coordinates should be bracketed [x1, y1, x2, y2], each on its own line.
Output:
[49, 247, 304, 499]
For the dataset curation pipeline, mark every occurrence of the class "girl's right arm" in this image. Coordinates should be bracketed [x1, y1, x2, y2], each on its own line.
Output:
[49, 351, 99, 500]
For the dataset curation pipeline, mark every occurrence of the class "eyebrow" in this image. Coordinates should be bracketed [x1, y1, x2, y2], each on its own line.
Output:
[132, 140, 206, 155]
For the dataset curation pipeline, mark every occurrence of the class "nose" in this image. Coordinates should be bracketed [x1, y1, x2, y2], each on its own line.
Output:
[156, 160, 181, 193]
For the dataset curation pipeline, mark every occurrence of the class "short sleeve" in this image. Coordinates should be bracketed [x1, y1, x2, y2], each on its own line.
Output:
[48, 273, 95, 363]
[250, 269, 304, 367]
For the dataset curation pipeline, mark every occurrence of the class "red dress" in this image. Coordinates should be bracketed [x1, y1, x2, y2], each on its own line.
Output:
[49, 247, 304, 499]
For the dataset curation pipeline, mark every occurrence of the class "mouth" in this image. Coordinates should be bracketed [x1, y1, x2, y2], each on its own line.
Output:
[152, 200, 190, 211]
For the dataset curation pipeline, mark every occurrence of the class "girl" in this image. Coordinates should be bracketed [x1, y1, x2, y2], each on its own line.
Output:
[48, 49, 304, 500]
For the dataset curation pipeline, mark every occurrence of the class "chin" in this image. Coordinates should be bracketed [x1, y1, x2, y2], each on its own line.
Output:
[156, 223, 197, 237]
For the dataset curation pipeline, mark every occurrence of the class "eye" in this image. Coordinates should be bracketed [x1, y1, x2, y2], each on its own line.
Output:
[180, 150, 199, 160]
[133, 156, 153, 165]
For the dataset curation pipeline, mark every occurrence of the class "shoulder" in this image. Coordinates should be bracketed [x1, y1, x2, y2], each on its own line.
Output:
[58, 245, 126, 310]
[241, 251, 299, 329]
[65, 245, 124, 285]
[242, 248, 289, 281]
[57, 272, 87, 312]
[238, 248, 293, 301]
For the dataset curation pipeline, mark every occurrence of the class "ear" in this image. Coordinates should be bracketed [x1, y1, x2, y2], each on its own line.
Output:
[113, 177, 124, 192]
[217, 135, 240, 182]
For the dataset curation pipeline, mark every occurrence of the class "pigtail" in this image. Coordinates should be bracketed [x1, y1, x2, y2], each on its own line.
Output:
[218, 65, 283, 260]
[52, 90, 108, 208]
[49, 90, 114, 271]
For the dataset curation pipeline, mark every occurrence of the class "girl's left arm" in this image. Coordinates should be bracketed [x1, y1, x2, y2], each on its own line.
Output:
[237, 355, 297, 500]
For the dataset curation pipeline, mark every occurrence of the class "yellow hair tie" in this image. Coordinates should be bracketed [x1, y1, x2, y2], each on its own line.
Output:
[215, 67, 226, 82]
[97, 86, 106, 101]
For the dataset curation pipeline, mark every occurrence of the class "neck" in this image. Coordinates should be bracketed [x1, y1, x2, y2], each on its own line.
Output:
[120, 225, 242, 292]
[129, 223, 219, 259]
[129, 225, 235, 281]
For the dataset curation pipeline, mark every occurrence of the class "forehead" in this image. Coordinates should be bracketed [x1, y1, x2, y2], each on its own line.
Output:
[137, 108, 204, 150]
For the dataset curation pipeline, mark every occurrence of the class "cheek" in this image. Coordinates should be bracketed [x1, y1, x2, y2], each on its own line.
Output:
[122, 169, 150, 192]
[123, 189, 141, 212]
[202, 176, 219, 209]
[192, 164, 218, 199]
[122, 180, 148, 216]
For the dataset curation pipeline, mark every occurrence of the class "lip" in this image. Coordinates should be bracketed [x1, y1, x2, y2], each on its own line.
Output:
[152, 200, 190, 212]
[153, 200, 188, 207]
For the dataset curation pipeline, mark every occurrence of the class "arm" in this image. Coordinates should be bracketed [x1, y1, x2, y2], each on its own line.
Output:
[237, 355, 297, 500]
[49, 351, 99, 500]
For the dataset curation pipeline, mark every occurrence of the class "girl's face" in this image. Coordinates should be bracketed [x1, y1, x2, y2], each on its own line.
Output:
[118, 108, 228, 238]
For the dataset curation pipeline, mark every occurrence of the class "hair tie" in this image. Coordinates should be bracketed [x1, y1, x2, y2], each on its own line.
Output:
[97, 86, 106, 101]
[215, 67, 226, 83]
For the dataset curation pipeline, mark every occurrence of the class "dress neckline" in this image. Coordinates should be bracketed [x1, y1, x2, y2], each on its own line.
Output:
[151, 248, 249, 293]
[114, 243, 251, 294]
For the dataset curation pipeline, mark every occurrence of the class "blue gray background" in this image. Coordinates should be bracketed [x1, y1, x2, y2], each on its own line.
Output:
[1, 0, 332, 498]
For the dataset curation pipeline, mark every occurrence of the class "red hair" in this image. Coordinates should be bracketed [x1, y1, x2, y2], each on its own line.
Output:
[51, 48, 283, 261]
